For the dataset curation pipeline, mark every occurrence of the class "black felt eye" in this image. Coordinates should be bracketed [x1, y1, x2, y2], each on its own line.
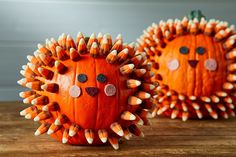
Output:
[179, 46, 189, 54]
[97, 74, 107, 83]
[196, 46, 206, 55]
[77, 74, 87, 83]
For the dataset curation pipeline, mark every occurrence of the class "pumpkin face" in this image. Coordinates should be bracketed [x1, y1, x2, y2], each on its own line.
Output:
[18, 32, 155, 149]
[137, 11, 236, 121]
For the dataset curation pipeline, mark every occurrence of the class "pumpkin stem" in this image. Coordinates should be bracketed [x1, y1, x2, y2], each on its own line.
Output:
[187, 10, 206, 21]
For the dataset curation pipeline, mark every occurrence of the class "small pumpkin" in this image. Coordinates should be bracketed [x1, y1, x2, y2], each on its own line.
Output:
[18, 32, 155, 149]
[137, 10, 236, 121]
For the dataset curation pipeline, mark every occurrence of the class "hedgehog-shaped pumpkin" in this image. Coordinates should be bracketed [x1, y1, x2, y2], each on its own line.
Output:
[17, 32, 155, 149]
[137, 10, 236, 121]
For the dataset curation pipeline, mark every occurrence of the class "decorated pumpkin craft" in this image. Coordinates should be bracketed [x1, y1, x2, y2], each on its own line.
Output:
[137, 10, 236, 121]
[17, 32, 155, 149]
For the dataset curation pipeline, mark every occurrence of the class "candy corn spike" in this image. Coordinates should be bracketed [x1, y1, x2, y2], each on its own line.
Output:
[139, 109, 152, 119]
[27, 63, 41, 76]
[224, 97, 233, 104]
[133, 114, 144, 125]
[84, 129, 94, 144]
[20, 106, 37, 116]
[121, 111, 136, 121]
[226, 50, 236, 59]
[205, 104, 214, 113]
[157, 105, 169, 115]
[123, 129, 132, 140]
[141, 83, 155, 92]
[37, 43, 50, 55]
[151, 108, 158, 118]
[126, 79, 141, 88]
[56, 46, 68, 60]
[181, 102, 188, 112]
[128, 124, 144, 137]
[69, 48, 80, 61]
[34, 50, 44, 65]
[216, 91, 228, 97]
[34, 122, 50, 136]
[228, 109, 236, 117]
[48, 41, 57, 57]
[108, 137, 119, 150]
[39, 53, 55, 67]
[191, 102, 200, 110]
[90, 42, 99, 57]
[104, 33, 112, 47]
[204, 23, 213, 36]
[22, 65, 34, 74]
[19, 90, 35, 98]
[106, 50, 117, 64]
[210, 111, 218, 119]
[130, 55, 143, 66]
[110, 122, 124, 137]
[182, 112, 189, 121]
[227, 63, 236, 72]
[47, 123, 61, 135]
[195, 109, 202, 119]
[31, 95, 49, 105]
[54, 114, 67, 126]
[20, 69, 35, 78]
[135, 91, 151, 100]
[117, 48, 128, 62]
[78, 38, 87, 54]
[217, 103, 226, 111]
[54, 60, 68, 74]
[50, 37, 59, 46]
[114, 34, 123, 44]
[66, 35, 76, 50]
[38, 67, 54, 80]
[226, 103, 235, 109]
[69, 124, 80, 137]
[120, 64, 134, 75]
[133, 69, 146, 77]
[111, 40, 122, 52]
[42, 102, 59, 111]
[27, 55, 38, 64]
[25, 108, 39, 119]
[221, 111, 229, 119]
[87, 33, 97, 49]
[34, 111, 51, 121]
[25, 81, 42, 90]
[223, 82, 234, 90]
[176, 23, 184, 35]
[62, 129, 69, 144]
[100, 37, 110, 55]
[97, 32, 103, 44]
[128, 96, 142, 105]
[171, 109, 179, 119]
[143, 71, 155, 78]
[164, 30, 173, 41]
[223, 39, 235, 51]
[41, 83, 59, 93]
[58, 33, 67, 49]
[23, 94, 38, 104]
[76, 32, 84, 45]
[214, 30, 225, 41]
[201, 96, 211, 103]
[227, 74, 236, 82]
[98, 129, 108, 143]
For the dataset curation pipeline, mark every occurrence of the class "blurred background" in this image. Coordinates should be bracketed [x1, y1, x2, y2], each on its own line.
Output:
[0, 0, 235, 101]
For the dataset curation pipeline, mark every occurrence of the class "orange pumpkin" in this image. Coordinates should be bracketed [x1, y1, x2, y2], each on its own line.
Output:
[18, 32, 155, 149]
[137, 10, 236, 121]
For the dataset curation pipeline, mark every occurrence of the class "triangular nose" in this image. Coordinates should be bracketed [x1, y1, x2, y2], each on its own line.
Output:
[188, 60, 198, 68]
[85, 87, 99, 97]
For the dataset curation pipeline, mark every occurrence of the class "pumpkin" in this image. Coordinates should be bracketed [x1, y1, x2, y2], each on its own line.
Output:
[18, 32, 155, 149]
[137, 10, 236, 121]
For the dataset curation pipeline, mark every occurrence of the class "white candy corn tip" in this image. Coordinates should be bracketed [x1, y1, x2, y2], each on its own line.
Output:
[69, 130, 76, 137]
[86, 138, 93, 144]
[47, 129, 53, 135]
[100, 138, 107, 143]
[42, 105, 48, 111]
[117, 130, 124, 137]
[62, 138, 68, 144]
[33, 116, 40, 121]
[34, 130, 40, 136]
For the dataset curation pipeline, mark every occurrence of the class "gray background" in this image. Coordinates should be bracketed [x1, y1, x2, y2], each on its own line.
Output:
[0, 0, 235, 101]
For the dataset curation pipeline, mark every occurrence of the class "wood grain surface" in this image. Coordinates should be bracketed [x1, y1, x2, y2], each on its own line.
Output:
[0, 102, 236, 157]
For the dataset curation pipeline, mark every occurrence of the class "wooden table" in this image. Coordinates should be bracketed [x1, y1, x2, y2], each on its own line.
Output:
[0, 102, 236, 157]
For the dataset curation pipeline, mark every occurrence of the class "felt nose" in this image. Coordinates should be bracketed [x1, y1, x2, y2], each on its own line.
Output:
[85, 87, 99, 97]
[188, 60, 198, 68]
